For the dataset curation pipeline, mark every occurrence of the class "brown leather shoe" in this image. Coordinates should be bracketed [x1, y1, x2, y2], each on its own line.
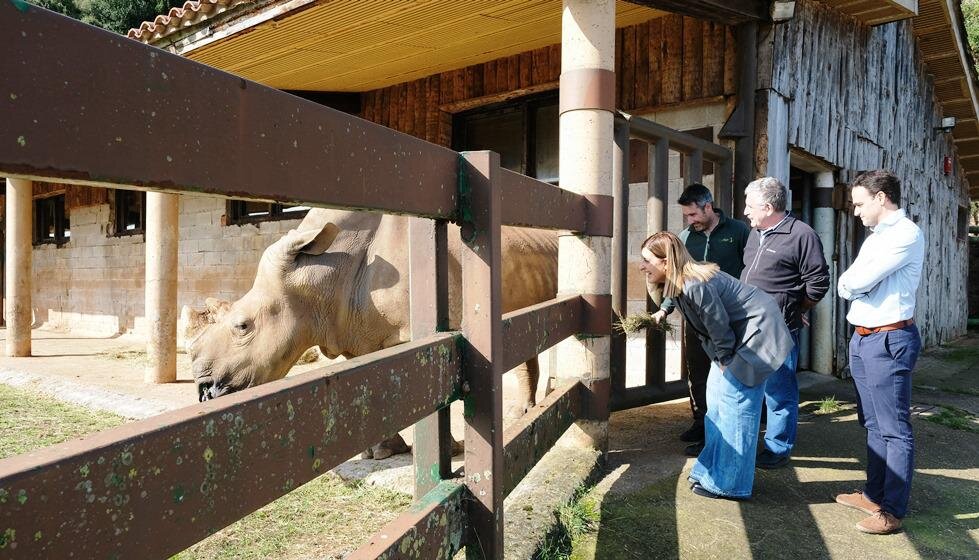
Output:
[856, 510, 902, 535]
[835, 491, 880, 515]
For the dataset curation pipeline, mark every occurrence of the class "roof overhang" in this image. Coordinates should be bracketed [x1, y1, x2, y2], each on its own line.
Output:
[131, 0, 665, 92]
[912, 0, 979, 196]
[818, 0, 918, 26]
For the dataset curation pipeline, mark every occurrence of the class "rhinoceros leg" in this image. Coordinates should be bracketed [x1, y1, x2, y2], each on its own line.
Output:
[362, 433, 411, 460]
[504, 357, 540, 421]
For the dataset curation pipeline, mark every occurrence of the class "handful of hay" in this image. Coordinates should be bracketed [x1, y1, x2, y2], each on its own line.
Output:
[614, 312, 675, 335]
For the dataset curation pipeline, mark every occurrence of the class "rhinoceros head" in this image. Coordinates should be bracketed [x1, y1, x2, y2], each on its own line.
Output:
[189, 222, 340, 402]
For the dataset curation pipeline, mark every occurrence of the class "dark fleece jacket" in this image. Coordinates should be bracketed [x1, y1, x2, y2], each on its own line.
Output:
[740, 215, 830, 331]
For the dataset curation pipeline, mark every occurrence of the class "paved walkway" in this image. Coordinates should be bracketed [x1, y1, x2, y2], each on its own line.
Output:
[572, 332, 979, 560]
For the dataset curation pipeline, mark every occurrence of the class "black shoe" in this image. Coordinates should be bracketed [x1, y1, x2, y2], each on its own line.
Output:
[679, 421, 705, 443]
[684, 441, 705, 457]
[691, 482, 748, 501]
[756, 449, 790, 470]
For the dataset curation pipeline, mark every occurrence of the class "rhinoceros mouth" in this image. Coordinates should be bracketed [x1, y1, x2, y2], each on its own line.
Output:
[197, 377, 234, 402]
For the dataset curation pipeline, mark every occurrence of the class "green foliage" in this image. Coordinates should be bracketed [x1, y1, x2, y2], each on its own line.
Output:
[964, 0, 979, 74]
[29, 0, 186, 35]
[31, 0, 82, 19]
[533, 488, 600, 560]
[815, 395, 842, 415]
[924, 405, 979, 433]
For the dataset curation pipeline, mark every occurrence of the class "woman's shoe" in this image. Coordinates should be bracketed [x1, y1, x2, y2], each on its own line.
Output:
[690, 482, 749, 501]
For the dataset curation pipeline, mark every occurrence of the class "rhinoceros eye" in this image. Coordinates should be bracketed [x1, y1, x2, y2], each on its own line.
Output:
[232, 320, 251, 335]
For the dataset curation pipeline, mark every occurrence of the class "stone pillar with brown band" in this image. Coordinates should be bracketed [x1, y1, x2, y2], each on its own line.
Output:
[555, 0, 615, 451]
[5, 178, 32, 357]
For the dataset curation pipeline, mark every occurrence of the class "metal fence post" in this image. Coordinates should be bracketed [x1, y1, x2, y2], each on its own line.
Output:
[459, 150, 504, 559]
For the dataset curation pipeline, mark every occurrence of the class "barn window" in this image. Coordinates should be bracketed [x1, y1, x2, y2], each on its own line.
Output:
[33, 193, 70, 246]
[452, 93, 559, 184]
[113, 189, 146, 236]
[226, 200, 310, 225]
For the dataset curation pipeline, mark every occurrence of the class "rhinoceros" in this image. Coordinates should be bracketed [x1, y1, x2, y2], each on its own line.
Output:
[185, 208, 557, 458]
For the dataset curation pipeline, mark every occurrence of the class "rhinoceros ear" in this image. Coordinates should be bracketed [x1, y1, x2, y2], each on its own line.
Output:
[204, 298, 232, 321]
[286, 223, 341, 257]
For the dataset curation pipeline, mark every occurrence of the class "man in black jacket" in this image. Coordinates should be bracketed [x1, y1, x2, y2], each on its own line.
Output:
[741, 177, 830, 469]
[652, 183, 750, 455]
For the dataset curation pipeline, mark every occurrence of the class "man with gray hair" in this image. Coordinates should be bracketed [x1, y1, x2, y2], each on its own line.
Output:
[741, 176, 829, 469]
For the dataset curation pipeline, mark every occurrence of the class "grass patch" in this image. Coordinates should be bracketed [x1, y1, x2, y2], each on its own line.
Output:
[173, 475, 411, 560]
[814, 395, 842, 415]
[967, 318, 979, 330]
[533, 486, 600, 560]
[0, 384, 127, 459]
[97, 348, 152, 366]
[0, 385, 411, 559]
[923, 405, 979, 434]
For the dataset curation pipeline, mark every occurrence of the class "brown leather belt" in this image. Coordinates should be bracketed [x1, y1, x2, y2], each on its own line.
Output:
[855, 319, 914, 336]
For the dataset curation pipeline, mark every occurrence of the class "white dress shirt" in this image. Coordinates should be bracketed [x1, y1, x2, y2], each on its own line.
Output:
[837, 209, 924, 328]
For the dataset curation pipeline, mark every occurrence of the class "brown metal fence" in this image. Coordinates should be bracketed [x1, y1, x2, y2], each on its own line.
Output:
[0, 5, 610, 560]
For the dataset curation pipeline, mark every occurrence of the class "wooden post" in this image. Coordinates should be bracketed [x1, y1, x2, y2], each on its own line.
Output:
[647, 140, 669, 386]
[5, 178, 32, 357]
[610, 117, 630, 404]
[144, 192, 178, 383]
[460, 150, 504, 559]
[410, 217, 453, 499]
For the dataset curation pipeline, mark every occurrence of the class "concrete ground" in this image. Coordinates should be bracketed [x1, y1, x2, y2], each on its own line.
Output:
[572, 332, 979, 560]
[2, 328, 977, 559]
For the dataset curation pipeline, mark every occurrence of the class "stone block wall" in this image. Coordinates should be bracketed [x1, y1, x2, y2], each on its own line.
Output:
[30, 194, 303, 337]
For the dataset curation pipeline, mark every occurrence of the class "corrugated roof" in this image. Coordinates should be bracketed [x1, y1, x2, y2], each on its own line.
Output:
[128, 0, 251, 42]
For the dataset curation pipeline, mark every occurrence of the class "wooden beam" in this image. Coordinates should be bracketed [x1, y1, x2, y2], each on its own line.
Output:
[625, 0, 769, 23]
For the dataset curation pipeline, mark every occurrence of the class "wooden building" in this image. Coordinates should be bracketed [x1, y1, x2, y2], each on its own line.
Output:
[6, 0, 976, 381]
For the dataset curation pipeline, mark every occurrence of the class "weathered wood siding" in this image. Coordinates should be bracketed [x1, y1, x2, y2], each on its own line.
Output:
[767, 0, 968, 349]
[360, 15, 736, 145]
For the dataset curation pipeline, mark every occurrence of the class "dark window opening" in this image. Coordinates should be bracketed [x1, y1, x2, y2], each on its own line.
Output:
[452, 93, 559, 184]
[226, 200, 310, 225]
[114, 189, 146, 236]
[34, 194, 69, 246]
[958, 205, 968, 241]
[679, 126, 715, 180]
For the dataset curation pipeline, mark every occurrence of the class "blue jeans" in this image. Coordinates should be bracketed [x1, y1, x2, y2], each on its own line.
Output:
[761, 331, 801, 457]
[849, 325, 920, 518]
[690, 363, 766, 498]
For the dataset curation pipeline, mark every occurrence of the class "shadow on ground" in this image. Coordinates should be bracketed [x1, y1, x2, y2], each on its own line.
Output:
[573, 335, 979, 560]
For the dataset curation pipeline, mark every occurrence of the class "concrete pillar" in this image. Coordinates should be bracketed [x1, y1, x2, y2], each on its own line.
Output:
[811, 171, 835, 375]
[144, 191, 178, 383]
[5, 178, 32, 357]
[556, 0, 615, 451]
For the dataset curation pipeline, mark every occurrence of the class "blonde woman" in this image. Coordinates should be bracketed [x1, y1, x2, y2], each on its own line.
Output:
[640, 231, 794, 500]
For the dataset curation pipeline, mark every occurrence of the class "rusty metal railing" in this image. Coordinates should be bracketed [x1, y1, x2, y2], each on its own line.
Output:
[0, 4, 611, 560]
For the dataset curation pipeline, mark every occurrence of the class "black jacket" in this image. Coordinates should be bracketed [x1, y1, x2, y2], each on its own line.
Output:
[740, 215, 830, 331]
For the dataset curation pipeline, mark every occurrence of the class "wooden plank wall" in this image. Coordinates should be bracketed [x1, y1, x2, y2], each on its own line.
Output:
[30, 182, 108, 209]
[770, 0, 968, 348]
[361, 14, 736, 147]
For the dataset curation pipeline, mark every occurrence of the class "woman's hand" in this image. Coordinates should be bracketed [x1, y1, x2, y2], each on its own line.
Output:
[651, 309, 667, 326]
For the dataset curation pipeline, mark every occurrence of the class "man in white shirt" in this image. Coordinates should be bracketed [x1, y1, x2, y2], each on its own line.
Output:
[834, 170, 924, 535]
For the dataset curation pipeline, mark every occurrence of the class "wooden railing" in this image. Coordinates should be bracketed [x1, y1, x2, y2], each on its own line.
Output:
[609, 112, 734, 411]
[0, 4, 611, 560]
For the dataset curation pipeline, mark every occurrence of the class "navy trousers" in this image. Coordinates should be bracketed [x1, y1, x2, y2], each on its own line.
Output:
[848, 324, 921, 518]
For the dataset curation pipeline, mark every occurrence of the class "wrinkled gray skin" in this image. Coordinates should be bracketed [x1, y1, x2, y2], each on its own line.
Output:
[186, 208, 557, 459]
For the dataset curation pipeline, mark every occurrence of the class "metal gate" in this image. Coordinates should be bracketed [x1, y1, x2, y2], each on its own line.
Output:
[610, 112, 735, 411]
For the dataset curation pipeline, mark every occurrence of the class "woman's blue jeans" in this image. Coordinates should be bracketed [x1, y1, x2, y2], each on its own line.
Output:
[690, 362, 766, 498]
